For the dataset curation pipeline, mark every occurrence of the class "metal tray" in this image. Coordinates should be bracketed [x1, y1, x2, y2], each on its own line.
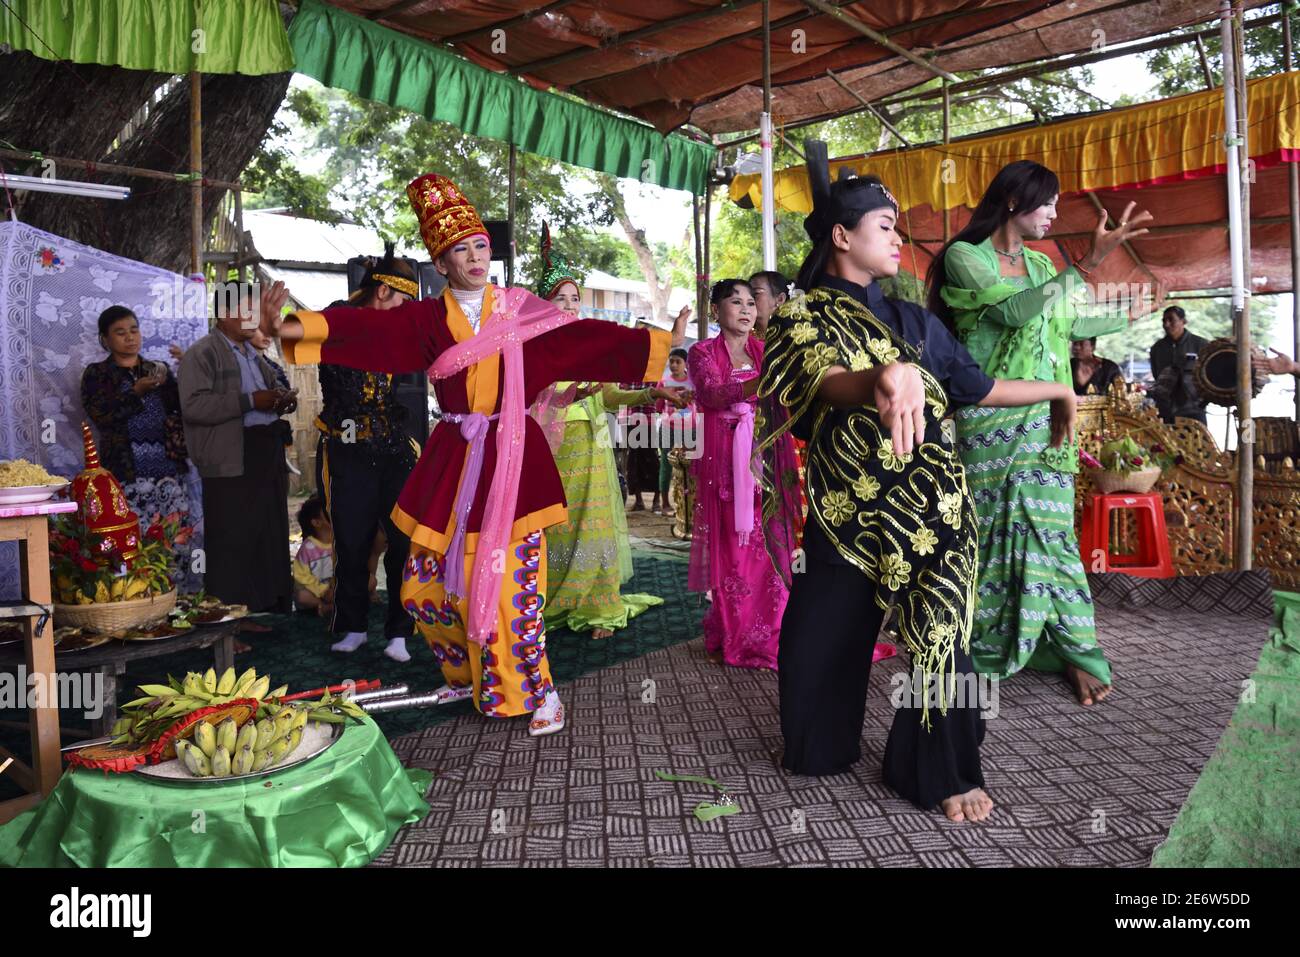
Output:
[134, 718, 344, 786]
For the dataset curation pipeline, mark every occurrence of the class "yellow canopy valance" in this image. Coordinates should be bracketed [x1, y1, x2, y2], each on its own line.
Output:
[730, 71, 1300, 215]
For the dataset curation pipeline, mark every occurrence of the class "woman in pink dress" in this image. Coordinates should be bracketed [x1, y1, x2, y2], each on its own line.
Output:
[688, 279, 792, 669]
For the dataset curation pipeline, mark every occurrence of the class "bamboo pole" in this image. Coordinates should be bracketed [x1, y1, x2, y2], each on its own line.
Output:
[799, 0, 958, 81]
[1221, 0, 1252, 571]
[0, 148, 241, 190]
[1195, 34, 1216, 87]
[942, 80, 951, 245]
[189, 70, 203, 277]
[692, 190, 704, 339]
[824, 70, 910, 147]
[233, 186, 246, 283]
[1235, 1, 1256, 561]
[722, 8, 1289, 148]
[507, 142, 517, 287]
[760, 0, 776, 270]
[702, 182, 713, 341]
[1288, 11, 1300, 423]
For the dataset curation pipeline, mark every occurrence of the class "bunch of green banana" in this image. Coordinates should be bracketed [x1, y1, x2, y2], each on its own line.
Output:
[256, 689, 366, 725]
[173, 707, 310, 778]
[111, 667, 285, 747]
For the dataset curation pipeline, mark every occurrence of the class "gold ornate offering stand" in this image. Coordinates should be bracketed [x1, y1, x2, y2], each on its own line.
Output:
[1076, 385, 1299, 591]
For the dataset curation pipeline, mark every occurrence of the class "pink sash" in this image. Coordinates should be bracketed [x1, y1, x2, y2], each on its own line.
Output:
[427, 285, 574, 646]
[729, 402, 756, 546]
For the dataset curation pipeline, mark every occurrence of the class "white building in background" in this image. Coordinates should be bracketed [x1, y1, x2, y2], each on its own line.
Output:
[243, 208, 449, 310]
[580, 268, 696, 331]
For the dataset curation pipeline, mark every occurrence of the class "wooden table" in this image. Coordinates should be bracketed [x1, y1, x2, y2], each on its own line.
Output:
[0, 499, 77, 825]
[0, 620, 239, 739]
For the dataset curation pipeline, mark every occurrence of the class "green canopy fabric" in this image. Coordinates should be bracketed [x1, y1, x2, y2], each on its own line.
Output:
[289, 0, 716, 194]
[0, 0, 294, 75]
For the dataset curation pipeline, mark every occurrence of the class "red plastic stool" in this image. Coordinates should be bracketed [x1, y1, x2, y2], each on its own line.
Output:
[1079, 492, 1175, 578]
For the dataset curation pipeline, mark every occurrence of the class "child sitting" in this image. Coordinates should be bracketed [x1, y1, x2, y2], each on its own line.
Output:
[293, 496, 335, 618]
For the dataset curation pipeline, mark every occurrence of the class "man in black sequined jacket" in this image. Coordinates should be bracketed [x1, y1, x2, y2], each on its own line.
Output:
[314, 250, 421, 662]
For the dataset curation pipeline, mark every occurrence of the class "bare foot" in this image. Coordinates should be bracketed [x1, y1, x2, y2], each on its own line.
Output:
[238, 620, 272, 634]
[233, 639, 253, 654]
[940, 787, 994, 823]
[591, 627, 614, 640]
[706, 649, 725, 666]
[1066, 665, 1113, 706]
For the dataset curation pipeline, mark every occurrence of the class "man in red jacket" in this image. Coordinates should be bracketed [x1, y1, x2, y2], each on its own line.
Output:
[259, 173, 670, 737]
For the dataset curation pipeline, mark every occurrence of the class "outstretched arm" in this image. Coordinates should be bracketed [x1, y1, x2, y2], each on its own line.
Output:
[817, 363, 929, 456]
[1254, 348, 1300, 376]
[262, 280, 439, 373]
[671, 305, 691, 348]
[943, 241, 1087, 329]
[524, 319, 671, 395]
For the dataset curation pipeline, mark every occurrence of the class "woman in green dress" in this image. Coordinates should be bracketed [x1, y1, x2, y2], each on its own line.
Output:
[927, 160, 1154, 706]
[537, 227, 687, 639]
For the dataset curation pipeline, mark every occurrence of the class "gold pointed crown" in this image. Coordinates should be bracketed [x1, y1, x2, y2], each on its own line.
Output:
[406, 173, 488, 260]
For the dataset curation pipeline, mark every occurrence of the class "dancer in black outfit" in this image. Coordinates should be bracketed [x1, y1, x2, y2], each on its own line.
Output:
[314, 247, 421, 662]
[755, 142, 1079, 821]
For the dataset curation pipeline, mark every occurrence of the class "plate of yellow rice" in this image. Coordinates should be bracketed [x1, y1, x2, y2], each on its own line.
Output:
[0, 459, 70, 505]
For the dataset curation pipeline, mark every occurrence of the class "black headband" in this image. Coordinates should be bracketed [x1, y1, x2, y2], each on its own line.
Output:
[802, 139, 899, 243]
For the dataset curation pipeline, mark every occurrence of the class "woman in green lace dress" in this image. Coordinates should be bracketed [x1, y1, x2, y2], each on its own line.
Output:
[927, 160, 1154, 706]
[536, 227, 686, 639]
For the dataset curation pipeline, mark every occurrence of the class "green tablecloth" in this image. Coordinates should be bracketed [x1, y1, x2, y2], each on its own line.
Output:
[0, 717, 430, 867]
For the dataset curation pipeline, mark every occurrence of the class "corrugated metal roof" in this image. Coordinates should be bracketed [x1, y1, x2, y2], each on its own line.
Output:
[244, 209, 422, 264]
[259, 264, 350, 313]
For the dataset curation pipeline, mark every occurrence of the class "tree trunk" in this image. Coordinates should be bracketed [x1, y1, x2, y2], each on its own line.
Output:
[0, 51, 168, 215]
[597, 174, 671, 325]
[874, 106, 895, 152]
[0, 51, 168, 164]
[2, 0, 294, 275]
[14, 69, 290, 273]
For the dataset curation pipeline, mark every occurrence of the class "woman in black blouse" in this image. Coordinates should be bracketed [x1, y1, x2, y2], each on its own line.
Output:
[80, 305, 191, 525]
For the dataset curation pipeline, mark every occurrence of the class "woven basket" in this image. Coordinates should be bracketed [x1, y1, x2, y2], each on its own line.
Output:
[1086, 466, 1163, 495]
[55, 589, 177, 633]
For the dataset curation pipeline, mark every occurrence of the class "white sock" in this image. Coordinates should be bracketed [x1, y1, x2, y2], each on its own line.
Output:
[383, 636, 411, 663]
[330, 631, 367, 653]
[534, 688, 561, 720]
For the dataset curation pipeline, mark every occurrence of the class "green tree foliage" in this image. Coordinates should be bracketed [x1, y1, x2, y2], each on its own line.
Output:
[710, 195, 808, 285]
[1143, 6, 1296, 97]
[245, 82, 633, 289]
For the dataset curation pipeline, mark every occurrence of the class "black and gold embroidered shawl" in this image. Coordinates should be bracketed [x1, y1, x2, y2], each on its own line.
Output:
[754, 286, 979, 726]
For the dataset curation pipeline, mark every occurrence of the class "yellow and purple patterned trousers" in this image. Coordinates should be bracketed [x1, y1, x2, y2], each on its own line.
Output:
[399, 530, 553, 718]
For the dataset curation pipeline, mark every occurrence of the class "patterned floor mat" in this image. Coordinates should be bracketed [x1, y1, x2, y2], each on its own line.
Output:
[374, 574, 1271, 867]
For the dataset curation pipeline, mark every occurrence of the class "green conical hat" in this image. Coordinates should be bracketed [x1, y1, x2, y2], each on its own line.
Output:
[536, 221, 583, 300]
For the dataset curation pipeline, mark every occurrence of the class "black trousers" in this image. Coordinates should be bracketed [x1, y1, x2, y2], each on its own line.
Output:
[202, 425, 292, 614]
[316, 437, 414, 639]
[779, 551, 986, 810]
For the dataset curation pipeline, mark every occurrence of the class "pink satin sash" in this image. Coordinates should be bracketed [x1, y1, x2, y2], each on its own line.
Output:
[426, 285, 574, 646]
